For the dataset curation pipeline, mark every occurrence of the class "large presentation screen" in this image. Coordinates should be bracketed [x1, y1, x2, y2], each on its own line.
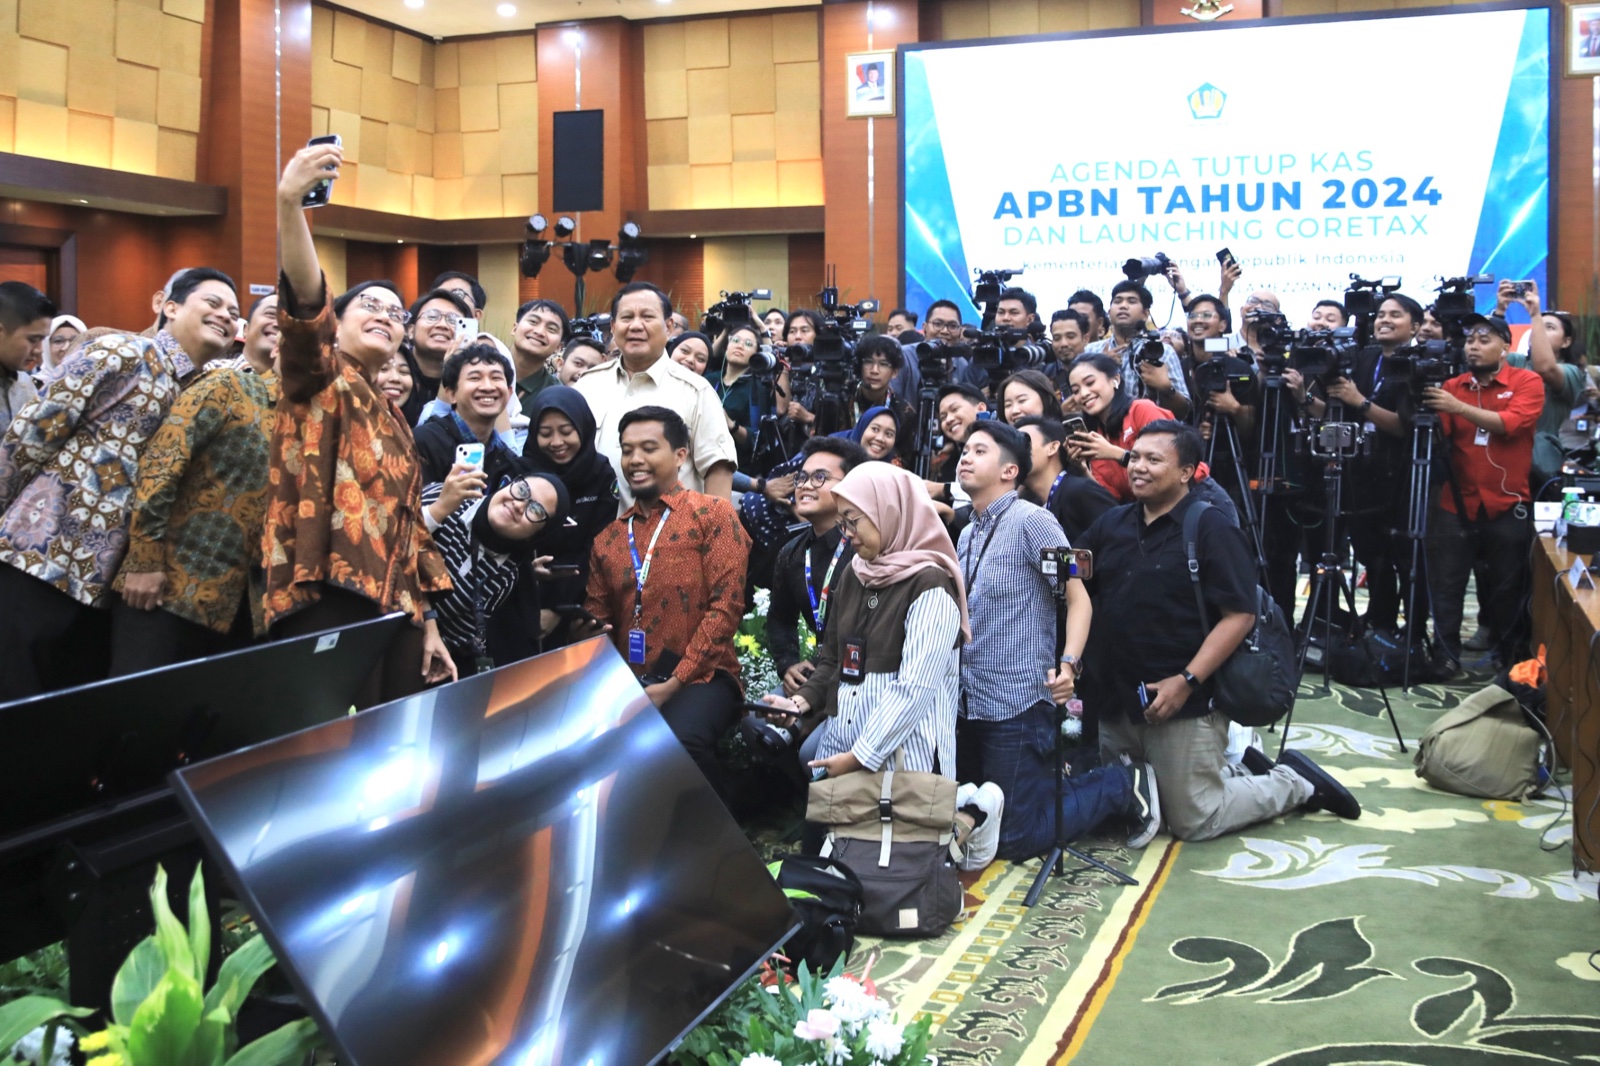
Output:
[902, 6, 1551, 325]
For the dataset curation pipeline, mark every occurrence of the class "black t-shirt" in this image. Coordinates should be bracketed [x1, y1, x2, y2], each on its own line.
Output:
[1192, 353, 1261, 468]
[1021, 471, 1117, 543]
[1077, 491, 1257, 723]
[400, 344, 442, 426]
[1345, 347, 1412, 507]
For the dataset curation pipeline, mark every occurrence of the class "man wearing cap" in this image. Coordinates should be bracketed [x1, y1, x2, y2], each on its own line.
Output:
[1420, 312, 1543, 671]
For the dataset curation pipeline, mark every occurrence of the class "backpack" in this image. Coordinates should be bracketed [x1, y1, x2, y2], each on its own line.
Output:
[1414, 683, 1546, 800]
[1328, 627, 1433, 688]
[767, 854, 863, 973]
[1182, 501, 1299, 728]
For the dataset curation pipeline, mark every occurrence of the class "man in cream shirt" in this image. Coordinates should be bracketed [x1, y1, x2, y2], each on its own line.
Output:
[575, 282, 737, 509]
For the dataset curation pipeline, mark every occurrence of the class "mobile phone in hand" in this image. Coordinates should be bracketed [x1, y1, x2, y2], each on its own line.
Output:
[544, 563, 582, 576]
[455, 442, 485, 469]
[553, 604, 600, 626]
[302, 134, 342, 208]
[1064, 415, 1089, 437]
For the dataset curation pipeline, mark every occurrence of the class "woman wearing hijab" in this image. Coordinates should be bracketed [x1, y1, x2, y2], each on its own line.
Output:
[833, 404, 902, 464]
[763, 464, 1004, 866]
[421, 470, 569, 673]
[45, 315, 86, 372]
[522, 386, 619, 647]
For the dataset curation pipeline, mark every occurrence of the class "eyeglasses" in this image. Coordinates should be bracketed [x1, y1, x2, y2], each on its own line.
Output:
[926, 318, 961, 332]
[793, 470, 839, 488]
[835, 512, 862, 535]
[417, 309, 464, 329]
[506, 479, 549, 523]
[1187, 310, 1219, 321]
[356, 294, 412, 325]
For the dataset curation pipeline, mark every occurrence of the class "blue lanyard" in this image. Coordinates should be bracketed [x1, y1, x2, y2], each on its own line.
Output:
[1047, 471, 1067, 511]
[804, 536, 848, 636]
[626, 508, 671, 619]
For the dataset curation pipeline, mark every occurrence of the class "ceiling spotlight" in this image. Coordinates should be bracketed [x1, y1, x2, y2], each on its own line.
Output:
[561, 242, 589, 279]
[404, 0, 423, 8]
[586, 238, 613, 273]
[497, 3, 516, 16]
[618, 221, 641, 242]
[553, 216, 577, 239]
[527, 213, 547, 234]
[520, 237, 552, 278]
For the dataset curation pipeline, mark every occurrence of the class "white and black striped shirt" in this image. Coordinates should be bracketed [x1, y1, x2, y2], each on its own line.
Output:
[813, 586, 961, 778]
[420, 485, 526, 653]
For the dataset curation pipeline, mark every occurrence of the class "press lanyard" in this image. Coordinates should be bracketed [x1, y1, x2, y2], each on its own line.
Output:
[963, 508, 1006, 592]
[626, 507, 671, 619]
[1047, 472, 1067, 511]
[805, 536, 847, 636]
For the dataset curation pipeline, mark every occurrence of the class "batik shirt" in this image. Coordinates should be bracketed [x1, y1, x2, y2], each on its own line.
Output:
[262, 275, 450, 628]
[584, 485, 749, 686]
[0, 331, 197, 607]
[117, 363, 279, 634]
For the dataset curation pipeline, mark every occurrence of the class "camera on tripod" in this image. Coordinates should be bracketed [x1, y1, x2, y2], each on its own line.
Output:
[972, 267, 1022, 308]
[1431, 273, 1493, 332]
[1194, 358, 1254, 394]
[702, 288, 773, 336]
[1246, 310, 1295, 353]
[1343, 273, 1402, 320]
[1386, 339, 1463, 390]
[1288, 326, 1360, 381]
[968, 325, 1051, 375]
[568, 313, 612, 343]
[1123, 252, 1173, 283]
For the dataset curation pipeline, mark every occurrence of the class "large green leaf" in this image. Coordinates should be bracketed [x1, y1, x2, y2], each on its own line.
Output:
[150, 865, 197, 984]
[0, 996, 95, 1057]
[187, 866, 211, 989]
[202, 936, 277, 1019]
[126, 967, 204, 1066]
[180, 1005, 230, 1066]
[111, 937, 167, 1028]
[222, 1017, 321, 1066]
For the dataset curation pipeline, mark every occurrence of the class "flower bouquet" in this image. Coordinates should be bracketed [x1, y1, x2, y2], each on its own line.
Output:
[670, 956, 933, 1066]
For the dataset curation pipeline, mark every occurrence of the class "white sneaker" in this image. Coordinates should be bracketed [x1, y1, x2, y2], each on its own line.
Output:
[1223, 720, 1255, 765]
[956, 782, 976, 810]
[959, 782, 1005, 871]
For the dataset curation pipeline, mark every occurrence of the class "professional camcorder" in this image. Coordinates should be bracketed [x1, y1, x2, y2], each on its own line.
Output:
[1123, 252, 1173, 283]
[1431, 274, 1493, 331]
[1385, 339, 1463, 390]
[1194, 357, 1255, 394]
[568, 313, 612, 343]
[967, 323, 1051, 377]
[1246, 310, 1295, 354]
[702, 288, 772, 336]
[1343, 273, 1402, 321]
[1133, 330, 1168, 366]
[1288, 326, 1361, 380]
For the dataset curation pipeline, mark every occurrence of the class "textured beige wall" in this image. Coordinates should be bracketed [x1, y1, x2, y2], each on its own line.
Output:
[934, 0, 1140, 38]
[310, 7, 539, 219]
[0, 0, 205, 179]
[702, 235, 792, 316]
[642, 12, 824, 211]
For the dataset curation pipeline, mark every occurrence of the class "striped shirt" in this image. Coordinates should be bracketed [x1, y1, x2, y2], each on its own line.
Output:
[420, 485, 525, 655]
[813, 586, 961, 778]
[1084, 335, 1192, 405]
[957, 490, 1069, 722]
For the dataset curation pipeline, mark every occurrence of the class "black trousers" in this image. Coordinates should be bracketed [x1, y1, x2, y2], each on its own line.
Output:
[1348, 497, 1429, 635]
[658, 670, 742, 802]
[270, 585, 425, 710]
[1426, 503, 1532, 663]
[0, 565, 110, 702]
[108, 596, 253, 678]
[1261, 493, 1304, 623]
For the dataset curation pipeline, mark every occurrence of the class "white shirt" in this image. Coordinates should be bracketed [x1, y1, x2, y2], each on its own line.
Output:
[573, 352, 738, 510]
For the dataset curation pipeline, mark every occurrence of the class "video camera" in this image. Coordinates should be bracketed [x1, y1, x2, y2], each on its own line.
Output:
[1123, 252, 1173, 283]
[1431, 273, 1493, 333]
[702, 288, 772, 337]
[967, 324, 1051, 377]
[1287, 326, 1360, 380]
[1343, 274, 1402, 321]
[568, 313, 612, 344]
[1385, 338, 1463, 390]
[1132, 330, 1168, 366]
[1194, 357, 1255, 394]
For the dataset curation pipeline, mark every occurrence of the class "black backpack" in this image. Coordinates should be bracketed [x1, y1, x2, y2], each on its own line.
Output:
[767, 854, 863, 974]
[1328, 627, 1432, 688]
[1182, 501, 1299, 727]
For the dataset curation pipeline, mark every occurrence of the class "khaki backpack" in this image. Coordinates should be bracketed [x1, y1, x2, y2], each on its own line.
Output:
[1414, 683, 1544, 800]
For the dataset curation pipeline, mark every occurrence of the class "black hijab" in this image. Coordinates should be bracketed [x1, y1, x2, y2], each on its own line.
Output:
[469, 471, 571, 559]
[523, 386, 611, 491]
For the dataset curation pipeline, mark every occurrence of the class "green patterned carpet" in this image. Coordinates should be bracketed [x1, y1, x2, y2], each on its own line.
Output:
[780, 667, 1599, 1066]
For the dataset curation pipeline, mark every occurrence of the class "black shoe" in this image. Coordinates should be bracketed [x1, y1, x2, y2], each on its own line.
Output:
[1240, 744, 1275, 776]
[1278, 749, 1361, 820]
[1119, 755, 1162, 849]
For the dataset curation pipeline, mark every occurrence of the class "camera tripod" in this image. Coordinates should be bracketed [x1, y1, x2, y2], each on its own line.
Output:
[1397, 408, 1454, 691]
[912, 373, 945, 480]
[1203, 409, 1269, 585]
[1023, 562, 1139, 908]
[1290, 412, 1406, 754]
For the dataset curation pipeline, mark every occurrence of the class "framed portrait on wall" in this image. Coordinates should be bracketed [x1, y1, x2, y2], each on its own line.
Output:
[846, 50, 895, 117]
[1569, 3, 1600, 76]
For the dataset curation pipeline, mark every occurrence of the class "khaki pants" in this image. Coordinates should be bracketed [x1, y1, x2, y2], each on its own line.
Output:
[1099, 710, 1311, 841]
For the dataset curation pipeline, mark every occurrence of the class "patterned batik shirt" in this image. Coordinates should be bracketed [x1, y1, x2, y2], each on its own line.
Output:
[116, 363, 279, 634]
[584, 485, 749, 686]
[0, 331, 197, 607]
[262, 275, 451, 628]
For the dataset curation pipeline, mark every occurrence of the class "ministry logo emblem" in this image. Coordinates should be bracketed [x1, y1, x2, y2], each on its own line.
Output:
[1188, 83, 1227, 119]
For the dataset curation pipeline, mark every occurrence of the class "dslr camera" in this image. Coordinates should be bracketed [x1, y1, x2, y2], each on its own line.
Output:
[739, 707, 800, 760]
[1123, 253, 1173, 283]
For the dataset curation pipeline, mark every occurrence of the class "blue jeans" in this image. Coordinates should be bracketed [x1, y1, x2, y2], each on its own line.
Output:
[958, 701, 1135, 861]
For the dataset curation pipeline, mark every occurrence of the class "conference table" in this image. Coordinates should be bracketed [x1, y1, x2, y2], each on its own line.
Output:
[1530, 535, 1600, 871]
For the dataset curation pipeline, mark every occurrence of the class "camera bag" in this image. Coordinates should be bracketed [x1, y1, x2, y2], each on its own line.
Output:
[1413, 682, 1544, 800]
[1182, 501, 1299, 727]
[766, 854, 864, 974]
[806, 752, 962, 938]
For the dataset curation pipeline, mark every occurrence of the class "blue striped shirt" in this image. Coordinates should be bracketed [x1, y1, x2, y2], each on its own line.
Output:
[958, 491, 1069, 721]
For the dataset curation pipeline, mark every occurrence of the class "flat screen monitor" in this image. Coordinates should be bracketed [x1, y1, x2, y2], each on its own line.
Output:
[902, 4, 1552, 324]
[172, 637, 798, 1066]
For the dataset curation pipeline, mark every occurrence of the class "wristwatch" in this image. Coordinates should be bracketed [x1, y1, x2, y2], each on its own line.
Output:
[1059, 654, 1081, 671]
[1181, 669, 1202, 690]
[1357, 398, 1373, 418]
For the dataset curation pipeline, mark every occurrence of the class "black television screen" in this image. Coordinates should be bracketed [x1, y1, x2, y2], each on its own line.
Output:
[172, 637, 798, 1066]
[552, 109, 604, 213]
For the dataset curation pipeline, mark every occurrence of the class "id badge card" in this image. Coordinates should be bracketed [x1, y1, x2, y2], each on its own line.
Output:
[627, 629, 647, 665]
[840, 635, 865, 684]
[1474, 426, 1491, 447]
